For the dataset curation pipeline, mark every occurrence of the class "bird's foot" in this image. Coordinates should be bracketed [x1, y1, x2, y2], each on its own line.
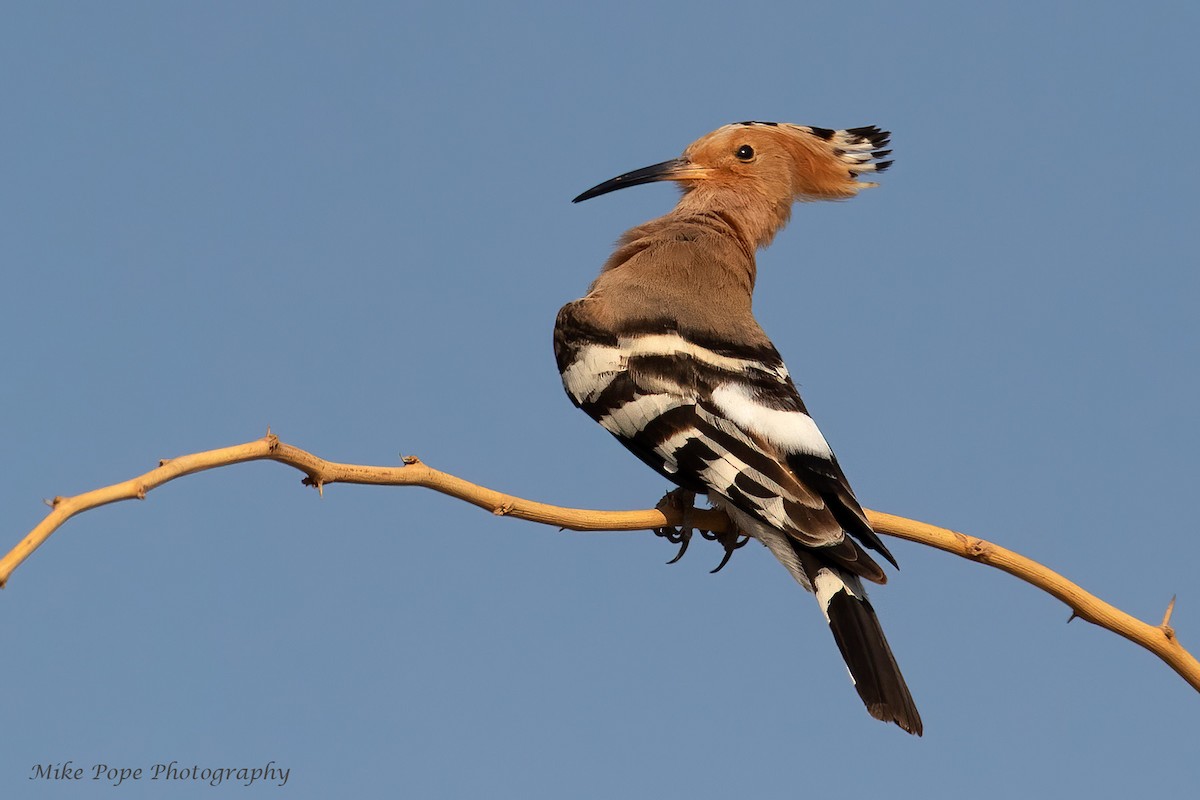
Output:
[654, 488, 701, 565]
[700, 526, 751, 574]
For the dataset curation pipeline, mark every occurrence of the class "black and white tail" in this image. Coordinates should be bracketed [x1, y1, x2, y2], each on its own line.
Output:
[713, 501, 923, 735]
[797, 549, 923, 736]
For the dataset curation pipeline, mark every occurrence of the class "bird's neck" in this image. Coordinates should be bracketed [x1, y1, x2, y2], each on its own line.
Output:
[674, 186, 793, 250]
[585, 211, 760, 338]
[597, 212, 757, 296]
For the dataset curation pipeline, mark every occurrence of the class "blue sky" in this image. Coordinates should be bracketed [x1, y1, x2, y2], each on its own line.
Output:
[3, 2, 1198, 797]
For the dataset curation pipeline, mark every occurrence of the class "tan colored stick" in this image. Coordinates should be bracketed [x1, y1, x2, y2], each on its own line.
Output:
[3, 432, 1195, 694]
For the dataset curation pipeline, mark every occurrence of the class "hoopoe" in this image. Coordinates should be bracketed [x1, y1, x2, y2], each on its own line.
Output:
[554, 121, 921, 735]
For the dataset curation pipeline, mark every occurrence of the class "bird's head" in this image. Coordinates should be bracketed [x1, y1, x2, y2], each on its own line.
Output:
[574, 121, 892, 247]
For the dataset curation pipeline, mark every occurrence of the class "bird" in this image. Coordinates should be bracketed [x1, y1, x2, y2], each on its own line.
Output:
[553, 121, 922, 735]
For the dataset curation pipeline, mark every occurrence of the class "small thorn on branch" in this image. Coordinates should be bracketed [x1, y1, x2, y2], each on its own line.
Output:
[401, 455, 421, 465]
[1162, 595, 1178, 640]
[1067, 611, 1079, 624]
[1163, 595, 1177, 626]
[159, 457, 173, 467]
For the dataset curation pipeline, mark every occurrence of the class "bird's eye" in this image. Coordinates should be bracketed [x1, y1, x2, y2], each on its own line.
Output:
[735, 144, 755, 161]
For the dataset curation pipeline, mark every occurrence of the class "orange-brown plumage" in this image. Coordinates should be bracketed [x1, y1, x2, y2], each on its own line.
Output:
[576, 121, 892, 250]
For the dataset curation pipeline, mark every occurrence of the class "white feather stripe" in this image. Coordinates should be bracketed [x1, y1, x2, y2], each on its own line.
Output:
[710, 383, 834, 458]
[813, 567, 863, 622]
[560, 345, 623, 403]
[647, 408, 818, 535]
[659, 414, 800, 507]
[747, 494, 788, 525]
[706, 456, 794, 523]
[692, 451, 790, 526]
[695, 403, 769, 453]
[598, 393, 687, 438]
[561, 336, 791, 405]
[651, 429, 698, 474]
[833, 131, 878, 150]
[652, 427, 759, 496]
[698, 455, 744, 496]
[691, 445, 799, 534]
[693, 407, 804, 498]
[621, 333, 789, 380]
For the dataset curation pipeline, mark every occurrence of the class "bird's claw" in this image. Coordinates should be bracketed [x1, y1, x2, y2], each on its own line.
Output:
[701, 527, 750, 574]
[654, 488, 747, 571]
[656, 525, 693, 564]
[655, 488, 699, 565]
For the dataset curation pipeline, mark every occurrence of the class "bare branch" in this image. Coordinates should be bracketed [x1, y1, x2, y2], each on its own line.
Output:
[3, 432, 1197, 695]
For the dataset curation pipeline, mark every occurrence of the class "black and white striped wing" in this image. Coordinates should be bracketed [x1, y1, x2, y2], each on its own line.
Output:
[554, 309, 893, 581]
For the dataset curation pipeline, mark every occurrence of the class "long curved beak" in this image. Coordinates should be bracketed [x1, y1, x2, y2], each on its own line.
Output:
[572, 158, 708, 203]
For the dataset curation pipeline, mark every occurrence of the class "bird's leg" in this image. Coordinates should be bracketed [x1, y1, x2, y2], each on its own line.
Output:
[654, 488, 698, 564]
[701, 525, 751, 574]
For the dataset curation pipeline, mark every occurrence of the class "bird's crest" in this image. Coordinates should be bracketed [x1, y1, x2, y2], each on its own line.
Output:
[716, 121, 893, 195]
